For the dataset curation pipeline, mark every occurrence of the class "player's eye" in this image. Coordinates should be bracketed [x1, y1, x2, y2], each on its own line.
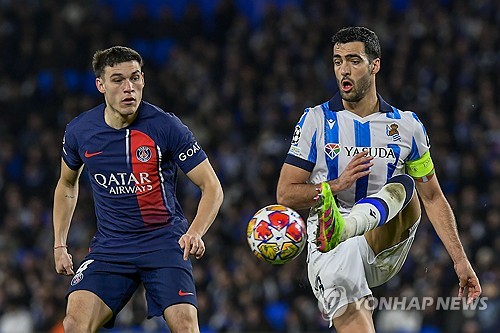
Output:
[351, 59, 360, 65]
[333, 59, 342, 66]
[112, 78, 123, 83]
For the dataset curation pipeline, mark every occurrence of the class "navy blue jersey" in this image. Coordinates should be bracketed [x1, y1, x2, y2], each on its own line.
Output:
[62, 101, 207, 261]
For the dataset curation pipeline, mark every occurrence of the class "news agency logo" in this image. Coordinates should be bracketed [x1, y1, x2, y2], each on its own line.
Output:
[318, 290, 489, 323]
[316, 285, 349, 321]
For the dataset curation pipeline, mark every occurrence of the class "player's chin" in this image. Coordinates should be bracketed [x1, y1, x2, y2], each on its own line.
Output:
[119, 104, 139, 115]
[339, 90, 351, 98]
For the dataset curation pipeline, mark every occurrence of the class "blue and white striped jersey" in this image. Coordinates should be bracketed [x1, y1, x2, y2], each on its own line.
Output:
[285, 93, 430, 211]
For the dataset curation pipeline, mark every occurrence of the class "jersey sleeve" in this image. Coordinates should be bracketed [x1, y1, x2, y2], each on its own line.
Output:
[406, 113, 435, 179]
[61, 124, 83, 170]
[284, 108, 319, 172]
[165, 113, 207, 174]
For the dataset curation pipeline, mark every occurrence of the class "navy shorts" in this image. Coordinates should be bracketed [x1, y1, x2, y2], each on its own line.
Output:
[67, 252, 197, 328]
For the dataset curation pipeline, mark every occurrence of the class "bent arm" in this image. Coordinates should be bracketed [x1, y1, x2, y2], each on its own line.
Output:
[278, 152, 373, 210]
[276, 163, 316, 210]
[53, 159, 82, 248]
[185, 159, 223, 237]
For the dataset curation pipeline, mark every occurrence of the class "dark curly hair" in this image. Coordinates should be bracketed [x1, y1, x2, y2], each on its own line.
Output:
[332, 27, 381, 62]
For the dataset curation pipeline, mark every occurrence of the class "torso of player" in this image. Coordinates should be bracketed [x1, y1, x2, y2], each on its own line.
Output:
[63, 102, 206, 256]
[287, 94, 429, 211]
[83, 124, 171, 229]
[311, 107, 413, 209]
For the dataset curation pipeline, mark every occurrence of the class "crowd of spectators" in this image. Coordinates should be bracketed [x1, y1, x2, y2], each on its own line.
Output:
[0, 0, 498, 332]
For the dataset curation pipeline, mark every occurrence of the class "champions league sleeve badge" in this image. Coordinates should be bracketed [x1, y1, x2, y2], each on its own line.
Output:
[291, 125, 301, 145]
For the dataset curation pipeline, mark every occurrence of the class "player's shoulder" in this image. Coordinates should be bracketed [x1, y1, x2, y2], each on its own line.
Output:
[140, 101, 191, 138]
[387, 108, 424, 127]
[307, 102, 327, 114]
[141, 100, 167, 115]
[300, 100, 330, 120]
[66, 103, 105, 132]
[292, 102, 328, 131]
[377, 96, 423, 124]
[141, 101, 182, 124]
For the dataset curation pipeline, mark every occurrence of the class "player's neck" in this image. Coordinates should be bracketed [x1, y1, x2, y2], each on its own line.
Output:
[343, 91, 379, 118]
[104, 106, 139, 129]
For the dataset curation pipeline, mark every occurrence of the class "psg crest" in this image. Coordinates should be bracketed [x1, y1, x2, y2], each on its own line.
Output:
[136, 146, 152, 162]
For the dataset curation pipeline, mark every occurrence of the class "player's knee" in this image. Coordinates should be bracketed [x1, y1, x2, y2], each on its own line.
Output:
[401, 193, 421, 223]
[63, 313, 92, 333]
[168, 317, 199, 333]
[333, 300, 374, 333]
[387, 174, 415, 206]
[170, 323, 198, 333]
[165, 306, 199, 333]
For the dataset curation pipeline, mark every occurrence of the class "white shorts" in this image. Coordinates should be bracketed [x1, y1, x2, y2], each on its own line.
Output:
[307, 218, 420, 321]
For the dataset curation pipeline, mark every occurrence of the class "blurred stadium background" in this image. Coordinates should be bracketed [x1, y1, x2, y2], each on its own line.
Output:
[0, 0, 498, 332]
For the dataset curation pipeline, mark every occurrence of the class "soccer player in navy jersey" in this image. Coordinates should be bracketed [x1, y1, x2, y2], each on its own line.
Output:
[53, 46, 223, 333]
[277, 27, 481, 332]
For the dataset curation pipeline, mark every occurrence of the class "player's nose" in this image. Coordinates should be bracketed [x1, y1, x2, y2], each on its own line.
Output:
[340, 62, 350, 76]
[123, 79, 134, 91]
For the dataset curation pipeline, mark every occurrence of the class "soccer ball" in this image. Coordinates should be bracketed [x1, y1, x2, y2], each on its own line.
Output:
[247, 204, 307, 264]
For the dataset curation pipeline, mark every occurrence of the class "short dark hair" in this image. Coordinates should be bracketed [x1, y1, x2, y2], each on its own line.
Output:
[92, 46, 143, 78]
[332, 27, 381, 61]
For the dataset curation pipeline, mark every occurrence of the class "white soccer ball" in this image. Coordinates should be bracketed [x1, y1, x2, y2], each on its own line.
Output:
[247, 204, 307, 264]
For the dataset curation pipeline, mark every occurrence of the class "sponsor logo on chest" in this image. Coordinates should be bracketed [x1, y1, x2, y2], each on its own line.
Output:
[93, 172, 153, 194]
[324, 144, 397, 159]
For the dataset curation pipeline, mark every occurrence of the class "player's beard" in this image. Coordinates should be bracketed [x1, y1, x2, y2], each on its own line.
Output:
[339, 72, 372, 103]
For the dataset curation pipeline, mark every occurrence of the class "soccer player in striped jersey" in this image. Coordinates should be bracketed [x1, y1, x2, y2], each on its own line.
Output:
[277, 27, 481, 332]
[53, 46, 223, 333]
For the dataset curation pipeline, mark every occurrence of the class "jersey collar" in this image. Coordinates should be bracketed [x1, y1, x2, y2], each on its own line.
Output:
[327, 92, 393, 113]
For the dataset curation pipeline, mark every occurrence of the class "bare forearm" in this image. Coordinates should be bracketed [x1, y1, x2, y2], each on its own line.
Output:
[188, 182, 223, 236]
[277, 182, 320, 210]
[277, 178, 349, 210]
[53, 180, 79, 246]
[424, 196, 468, 263]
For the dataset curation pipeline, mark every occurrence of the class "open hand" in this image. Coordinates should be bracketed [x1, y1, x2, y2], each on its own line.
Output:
[330, 151, 374, 193]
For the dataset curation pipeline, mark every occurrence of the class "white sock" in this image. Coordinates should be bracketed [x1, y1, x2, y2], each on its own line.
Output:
[342, 183, 408, 240]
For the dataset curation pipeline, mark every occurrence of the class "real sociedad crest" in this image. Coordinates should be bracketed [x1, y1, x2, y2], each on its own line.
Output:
[136, 146, 152, 162]
[386, 123, 401, 142]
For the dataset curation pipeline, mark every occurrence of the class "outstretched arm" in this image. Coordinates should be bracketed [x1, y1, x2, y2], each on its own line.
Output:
[416, 175, 481, 304]
[179, 159, 223, 260]
[53, 159, 83, 276]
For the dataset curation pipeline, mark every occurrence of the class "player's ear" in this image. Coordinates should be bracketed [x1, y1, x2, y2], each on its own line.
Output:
[370, 58, 380, 75]
[96, 77, 105, 93]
